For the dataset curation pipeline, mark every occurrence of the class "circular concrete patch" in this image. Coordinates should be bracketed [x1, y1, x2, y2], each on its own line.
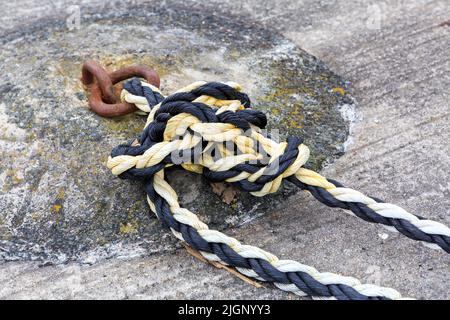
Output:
[0, 3, 355, 264]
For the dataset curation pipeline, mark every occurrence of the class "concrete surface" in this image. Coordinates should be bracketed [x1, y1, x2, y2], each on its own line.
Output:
[0, 0, 449, 299]
[0, 3, 354, 263]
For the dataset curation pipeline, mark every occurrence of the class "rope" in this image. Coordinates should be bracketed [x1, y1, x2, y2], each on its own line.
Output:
[106, 78, 450, 300]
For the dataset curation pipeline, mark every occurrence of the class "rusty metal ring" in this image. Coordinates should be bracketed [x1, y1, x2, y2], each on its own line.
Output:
[81, 61, 160, 117]
[81, 60, 117, 104]
[109, 65, 160, 88]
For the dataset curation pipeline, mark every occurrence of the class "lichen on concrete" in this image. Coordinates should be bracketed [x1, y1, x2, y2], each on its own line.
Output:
[0, 3, 355, 264]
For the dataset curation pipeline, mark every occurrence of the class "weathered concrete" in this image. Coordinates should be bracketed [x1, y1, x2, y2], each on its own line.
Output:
[0, 0, 449, 299]
[0, 2, 353, 264]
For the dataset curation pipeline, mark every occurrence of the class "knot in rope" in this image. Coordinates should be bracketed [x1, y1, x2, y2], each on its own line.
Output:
[103, 76, 450, 300]
[109, 79, 308, 197]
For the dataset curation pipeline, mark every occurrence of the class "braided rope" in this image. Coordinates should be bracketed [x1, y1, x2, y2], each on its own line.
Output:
[106, 78, 450, 299]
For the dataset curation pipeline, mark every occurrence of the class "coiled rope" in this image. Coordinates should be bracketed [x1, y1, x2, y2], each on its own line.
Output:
[106, 78, 450, 300]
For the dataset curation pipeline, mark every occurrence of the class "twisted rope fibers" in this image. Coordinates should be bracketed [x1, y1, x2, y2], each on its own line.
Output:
[106, 78, 450, 299]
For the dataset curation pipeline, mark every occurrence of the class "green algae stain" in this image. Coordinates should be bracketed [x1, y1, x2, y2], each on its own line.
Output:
[119, 222, 138, 235]
[257, 86, 305, 130]
[51, 187, 65, 215]
[52, 204, 62, 214]
[2, 169, 25, 192]
[100, 54, 182, 79]
[332, 87, 346, 96]
[248, 54, 350, 174]
[101, 114, 146, 136]
[118, 201, 147, 236]
[259, 87, 298, 103]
